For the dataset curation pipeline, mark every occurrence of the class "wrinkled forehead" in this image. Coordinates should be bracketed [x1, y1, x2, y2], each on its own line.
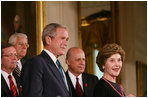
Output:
[70, 50, 85, 58]
[2, 46, 16, 54]
[16, 36, 28, 42]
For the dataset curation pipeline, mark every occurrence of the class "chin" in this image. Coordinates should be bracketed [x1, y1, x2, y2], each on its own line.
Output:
[60, 51, 65, 55]
[80, 70, 84, 73]
[114, 73, 120, 77]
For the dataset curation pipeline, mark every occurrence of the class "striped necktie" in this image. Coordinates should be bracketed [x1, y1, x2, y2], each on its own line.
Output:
[15, 62, 21, 77]
[8, 75, 18, 97]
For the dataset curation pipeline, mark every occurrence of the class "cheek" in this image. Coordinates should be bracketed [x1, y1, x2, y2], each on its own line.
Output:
[55, 41, 61, 48]
[60, 40, 66, 46]
[120, 64, 122, 69]
[16, 47, 21, 51]
[105, 63, 111, 68]
[4, 61, 10, 67]
[119, 62, 122, 67]
[104, 64, 112, 72]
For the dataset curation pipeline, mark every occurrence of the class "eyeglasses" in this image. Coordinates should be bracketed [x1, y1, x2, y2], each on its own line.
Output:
[2, 53, 18, 58]
[17, 42, 29, 48]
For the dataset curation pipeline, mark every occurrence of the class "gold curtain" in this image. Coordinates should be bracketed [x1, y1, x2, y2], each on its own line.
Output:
[81, 19, 114, 74]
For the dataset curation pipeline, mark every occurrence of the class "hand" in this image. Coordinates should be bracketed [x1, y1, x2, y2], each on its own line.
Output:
[125, 94, 136, 97]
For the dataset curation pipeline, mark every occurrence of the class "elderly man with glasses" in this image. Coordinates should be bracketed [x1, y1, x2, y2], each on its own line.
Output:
[8, 33, 29, 77]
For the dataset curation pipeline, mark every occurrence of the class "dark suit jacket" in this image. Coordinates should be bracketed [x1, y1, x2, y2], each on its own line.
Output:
[66, 71, 98, 97]
[22, 50, 71, 97]
[1, 72, 22, 97]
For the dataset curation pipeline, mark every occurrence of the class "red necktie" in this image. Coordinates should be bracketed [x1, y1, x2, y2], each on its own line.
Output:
[75, 77, 84, 97]
[8, 75, 18, 97]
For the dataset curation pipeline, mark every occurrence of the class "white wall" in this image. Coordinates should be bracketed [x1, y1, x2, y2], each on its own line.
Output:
[118, 1, 147, 96]
[44, 1, 79, 70]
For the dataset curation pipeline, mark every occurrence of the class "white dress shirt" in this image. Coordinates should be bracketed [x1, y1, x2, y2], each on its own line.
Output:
[68, 70, 84, 91]
[1, 70, 19, 93]
[17, 60, 22, 71]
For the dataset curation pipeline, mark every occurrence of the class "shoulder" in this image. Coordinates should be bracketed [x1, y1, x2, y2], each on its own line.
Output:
[94, 78, 111, 97]
[25, 51, 49, 65]
[24, 55, 42, 66]
[82, 73, 98, 85]
[83, 72, 98, 79]
[22, 53, 45, 72]
[94, 78, 111, 92]
[96, 78, 108, 86]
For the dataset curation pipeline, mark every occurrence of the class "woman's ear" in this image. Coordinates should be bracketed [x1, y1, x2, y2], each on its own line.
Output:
[102, 65, 105, 69]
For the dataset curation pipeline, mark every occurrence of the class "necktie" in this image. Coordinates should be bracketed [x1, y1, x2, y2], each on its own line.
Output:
[8, 75, 18, 97]
[56, 60, 69, 90]
[75, 77, 84, 97]
[15, 63, 21, 77]
[56, 60, 64, 79]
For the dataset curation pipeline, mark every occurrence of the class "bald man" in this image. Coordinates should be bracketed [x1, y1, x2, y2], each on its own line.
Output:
[65, 47, 98, 97]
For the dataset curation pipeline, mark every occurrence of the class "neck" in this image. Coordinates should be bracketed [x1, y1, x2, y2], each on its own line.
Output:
[69, 70, 80, 77]
[17, 56, 22, 60]
[103, 73, 116, 83]
[44, 47, 58, 58]
[1, 68, 12, 74]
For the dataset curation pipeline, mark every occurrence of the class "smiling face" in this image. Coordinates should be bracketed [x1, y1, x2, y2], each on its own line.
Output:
[66, 48, 85, 77]
[103, 53, 122, 79]
[48, 27, 69, 58]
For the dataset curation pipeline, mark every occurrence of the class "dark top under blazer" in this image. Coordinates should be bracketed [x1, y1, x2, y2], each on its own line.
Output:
[94, 78, 123, 97]
[22, 50, 71, 97]
[1, 72, 22, 97]
[66, 71, 98, 97]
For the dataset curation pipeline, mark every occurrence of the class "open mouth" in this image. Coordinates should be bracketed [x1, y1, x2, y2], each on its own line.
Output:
[113, 68, 119, 72]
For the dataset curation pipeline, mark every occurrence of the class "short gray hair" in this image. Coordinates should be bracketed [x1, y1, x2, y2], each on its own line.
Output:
[8, 33, 28, 45]
[42, 23, 67, 46]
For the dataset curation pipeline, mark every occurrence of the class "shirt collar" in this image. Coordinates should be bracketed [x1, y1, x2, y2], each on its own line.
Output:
[68, 70, 82, 81]
[44, 49, 57, 64]
[1, 70, 12, 78]
[17, 59, 21, 64]
[17, 59, 22, 70]
[68, 70, 83, 89]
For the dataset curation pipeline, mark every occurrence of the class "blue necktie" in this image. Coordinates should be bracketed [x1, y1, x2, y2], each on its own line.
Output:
[56, 60, 65, 79]
[56, 60, 69, 90]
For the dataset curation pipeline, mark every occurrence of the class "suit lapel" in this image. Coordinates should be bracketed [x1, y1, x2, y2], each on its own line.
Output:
[1, 75, 12, 97]
[20, 59, 25, 66]
[13, 72, 22, 96]
[65, 71, 77, 97]
[40, 51, 69, 94]
[82, 73, 88, 96]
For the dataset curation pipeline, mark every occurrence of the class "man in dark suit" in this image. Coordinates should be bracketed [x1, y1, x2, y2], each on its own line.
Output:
[1, 43, 22, 97]
[22, 23, 71, 97]
[8, 33, 28, 77]
[65, 47, 98, 97]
